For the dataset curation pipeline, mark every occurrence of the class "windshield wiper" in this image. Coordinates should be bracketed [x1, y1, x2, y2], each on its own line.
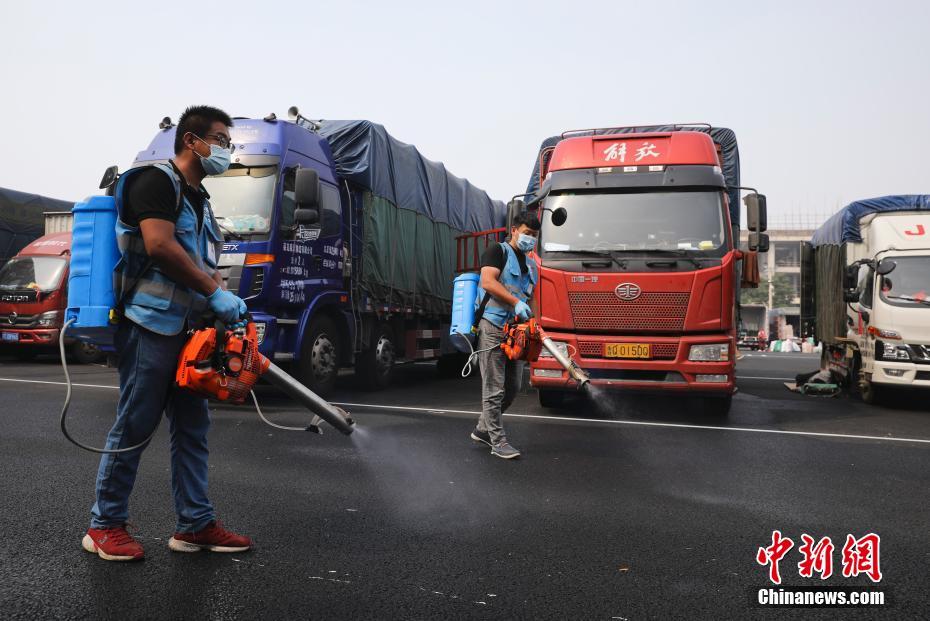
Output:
[885, 294, 930, 307]
[544, 249, 622, 267]
[215, 217, 245, 240]
[611, 248, 703, 269]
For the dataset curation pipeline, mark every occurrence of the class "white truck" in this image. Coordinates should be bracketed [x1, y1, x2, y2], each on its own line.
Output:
[737, 304, 768, 350]
[802, 196, 930, 403]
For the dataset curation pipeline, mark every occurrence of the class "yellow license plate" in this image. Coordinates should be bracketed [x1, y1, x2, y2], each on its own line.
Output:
[604, 343, 651, 359]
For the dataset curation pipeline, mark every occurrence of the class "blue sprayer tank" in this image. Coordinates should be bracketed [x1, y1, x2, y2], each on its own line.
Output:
[66, 195, 120, 349]
[449, 272, 479, 353]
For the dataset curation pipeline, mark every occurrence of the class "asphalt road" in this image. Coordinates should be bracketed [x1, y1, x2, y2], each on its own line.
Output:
[0, 351, 928, 620]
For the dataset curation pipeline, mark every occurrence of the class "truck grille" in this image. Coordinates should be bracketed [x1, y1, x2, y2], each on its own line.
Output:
[1, 313, 37, 328]
[578, 341, 679, 360]
[568, 292, 689, 332]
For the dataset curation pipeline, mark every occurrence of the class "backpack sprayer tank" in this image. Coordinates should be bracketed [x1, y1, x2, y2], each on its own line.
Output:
[65, 195, 121, 350]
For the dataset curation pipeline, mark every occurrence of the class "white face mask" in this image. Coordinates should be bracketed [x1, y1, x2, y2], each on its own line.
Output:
[195, 136, 231, 175]
[517, 233, 537, 252]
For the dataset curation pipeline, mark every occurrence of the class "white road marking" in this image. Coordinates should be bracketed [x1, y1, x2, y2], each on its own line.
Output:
[331, 401, 930, 446]
[0, 377, 118, 390]
[2, 375, 925, 445]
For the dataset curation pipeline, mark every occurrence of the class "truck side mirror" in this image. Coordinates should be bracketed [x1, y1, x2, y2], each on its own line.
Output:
[876, 259, 897, 275]
[507, 199, 525, 228]
[843, 289, 860, 303]
[99, 165, 119, 191]
[744, 193, 768, 232]
[843, 264, 860, 290]
[551, 207, 568, 227]
[748, 232, 769, 252]
[294, 208, 320, 225]
[295, 168, 320, 208]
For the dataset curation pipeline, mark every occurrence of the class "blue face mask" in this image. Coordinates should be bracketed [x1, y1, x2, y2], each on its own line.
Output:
[517, 233, 537, 253]
[195, 136, 231, 176]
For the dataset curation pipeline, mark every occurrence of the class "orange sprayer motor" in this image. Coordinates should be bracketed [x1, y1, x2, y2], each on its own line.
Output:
[175, 319, 355, 435]
[176, 321, 270, 403]
[502, 318, 591, 388]
[501, 318, 544, 362]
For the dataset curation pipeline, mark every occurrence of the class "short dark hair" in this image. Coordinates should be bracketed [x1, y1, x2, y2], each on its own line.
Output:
[511, 211, 541, 231]
[174, 105, 233, 154]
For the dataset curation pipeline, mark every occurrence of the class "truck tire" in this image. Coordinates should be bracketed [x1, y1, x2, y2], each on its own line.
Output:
[538, 389, 566, 409]
[355, 324, 395, 390]
[702, 395, 732, 417]
[437, 353, 469, 379]
[297, 316, 340, 398]
[71, 340, 102, 365]
[859, 376, 883, 405]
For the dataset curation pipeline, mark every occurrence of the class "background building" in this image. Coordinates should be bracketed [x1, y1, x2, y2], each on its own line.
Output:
[740, 211, 834, 338]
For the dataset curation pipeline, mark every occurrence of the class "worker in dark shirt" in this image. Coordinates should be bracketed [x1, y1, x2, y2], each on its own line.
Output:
[470, 212, 540, 459]
[82, 106, 251, 562]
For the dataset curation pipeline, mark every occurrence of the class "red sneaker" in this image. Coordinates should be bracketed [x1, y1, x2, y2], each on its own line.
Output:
[82, 526, 145, 561]
[168, 521, 252, 553]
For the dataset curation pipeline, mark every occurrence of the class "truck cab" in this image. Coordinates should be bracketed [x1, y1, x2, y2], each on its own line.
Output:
[522, 128, 765, 414]
[131, 117, 353, 393]
[0, 232, 100, 362]
[845, 213, 930, 400]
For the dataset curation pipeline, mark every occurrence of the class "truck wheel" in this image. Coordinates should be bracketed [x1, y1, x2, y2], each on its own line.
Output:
[702, 395, 732, 417]
[297, 316, 340, 398]
[437, 353, 469, 379]
[71, 340, 102, 365]
[355, 325, 395, 390]
[859, 377, 883, 405]
[538, 389, 566, 409]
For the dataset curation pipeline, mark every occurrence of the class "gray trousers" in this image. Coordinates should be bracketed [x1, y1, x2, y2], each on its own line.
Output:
[476, 318, 524, 445]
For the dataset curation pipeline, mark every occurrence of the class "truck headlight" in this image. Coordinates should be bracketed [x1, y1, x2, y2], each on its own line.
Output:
[36, 310, 62, 327]
[688, 343, 730, 362]
[879, 340, 910, 361]
[539, 340, 569, 359]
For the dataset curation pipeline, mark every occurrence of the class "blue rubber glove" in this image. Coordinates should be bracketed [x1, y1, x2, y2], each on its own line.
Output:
[514, 300, 533, 321]
[207, 287, 247, 324]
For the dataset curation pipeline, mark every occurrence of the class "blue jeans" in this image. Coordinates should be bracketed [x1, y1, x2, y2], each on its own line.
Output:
[90, 320, 215, 533]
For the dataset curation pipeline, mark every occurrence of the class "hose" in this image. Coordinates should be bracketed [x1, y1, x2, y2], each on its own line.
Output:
[59, 318, 159, 454]
[250, 389, 321, 433]
[453, 331, 500, 378]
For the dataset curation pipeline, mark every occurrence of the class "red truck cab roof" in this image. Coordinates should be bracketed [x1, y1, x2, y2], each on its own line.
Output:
[547, 131, 720, 174]
[17, 232, 71, 257]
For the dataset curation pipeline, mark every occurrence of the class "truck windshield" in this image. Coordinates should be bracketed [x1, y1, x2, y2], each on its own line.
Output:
[540, 190, 728, 256]
[0, 257, 67, 292]
[880, 256, 930, 308]
[202, 165, 277, 235]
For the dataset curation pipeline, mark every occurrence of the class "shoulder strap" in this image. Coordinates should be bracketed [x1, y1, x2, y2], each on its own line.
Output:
[115, 167, 185, 311]
[472, 290, 492, 332]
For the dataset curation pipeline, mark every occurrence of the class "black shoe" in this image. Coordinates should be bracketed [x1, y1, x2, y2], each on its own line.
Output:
[470, 428, 492, 447]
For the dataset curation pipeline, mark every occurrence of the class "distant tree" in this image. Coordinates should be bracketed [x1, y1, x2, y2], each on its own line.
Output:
[741, 273, 795, 307]
[771, 273, 795, 307]
[741, 285, 768, 305]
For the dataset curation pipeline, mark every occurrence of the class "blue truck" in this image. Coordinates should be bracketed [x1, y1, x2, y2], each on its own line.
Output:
[117, 109, 506, 395]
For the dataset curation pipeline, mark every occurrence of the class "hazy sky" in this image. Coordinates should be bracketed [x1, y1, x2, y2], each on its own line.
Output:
[2, 0, 927, 226]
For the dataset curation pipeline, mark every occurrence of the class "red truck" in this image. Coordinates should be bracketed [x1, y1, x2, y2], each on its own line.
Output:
[458, 125, 767, 415]
[0, 224, 101, 363]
